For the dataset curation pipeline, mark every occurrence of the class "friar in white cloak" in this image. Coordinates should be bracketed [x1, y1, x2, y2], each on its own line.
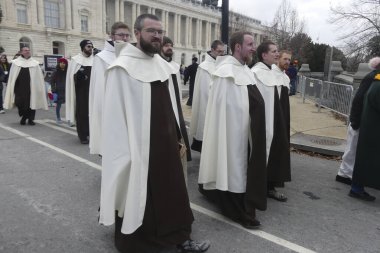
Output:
[89, 22, 131, 155]
[99, 14, 210, 253]
[198, 31, 267, 229]
[65, 39, 94, 144]
[160, 36, 192, 182]
[4, 46, 47, 125]
[189, 40, 225, 152]
[251, 41, 291, 202]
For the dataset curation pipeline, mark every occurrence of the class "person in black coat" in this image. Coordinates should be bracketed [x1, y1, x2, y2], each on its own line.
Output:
[0, 54, 11, 114]
[184, 57, 199, 106]
[50, 58, 68, 123]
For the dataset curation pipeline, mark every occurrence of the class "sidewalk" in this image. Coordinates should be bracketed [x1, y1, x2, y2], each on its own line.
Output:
[181, 91, 348, 156]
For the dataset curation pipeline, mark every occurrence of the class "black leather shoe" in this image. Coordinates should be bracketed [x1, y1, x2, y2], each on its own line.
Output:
[20, 117, 26, 125]
[80, 139, 89, 144]
[241, 219, 261, 229]
[349, 190, 376, 201]
[336, 175, 352, 185]
[28, 120, 35, 125]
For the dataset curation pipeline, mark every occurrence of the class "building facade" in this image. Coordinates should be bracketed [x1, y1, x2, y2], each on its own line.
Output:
[0, 0, 268, 64]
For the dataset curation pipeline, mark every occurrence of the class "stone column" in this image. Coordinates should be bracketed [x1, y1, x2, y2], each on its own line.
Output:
[165, 11, 169, 33]
[196, 19, 201, 48]
[207, 21, 212, 48]
[65, 0, 72, 30]
[151, 8, 156, 15]
[38, 0, 44, 25]
[186, 17, 191, 47]
[148, 7, 152, 14]
[120, 0, 125, 22]
[115, 0, 120, 21]
[136, 4, 140, 17]
[174, 14, 179, 45]
[102, 0, 107, 33]
[131, 3, 137, 26]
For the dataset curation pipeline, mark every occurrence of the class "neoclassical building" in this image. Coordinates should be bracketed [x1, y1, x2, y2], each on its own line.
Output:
[0, 0, 268, 64]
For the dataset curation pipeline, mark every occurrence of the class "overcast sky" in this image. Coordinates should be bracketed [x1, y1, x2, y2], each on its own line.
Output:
[226, 0, 350, 47]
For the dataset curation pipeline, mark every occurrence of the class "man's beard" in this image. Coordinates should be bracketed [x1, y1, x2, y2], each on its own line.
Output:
[280, 63, 289, 70]
[83, 49, 92, 57]
[140, 36, 161, 55]
[162, 49, 173, 58]
[243, 55, 253, 65]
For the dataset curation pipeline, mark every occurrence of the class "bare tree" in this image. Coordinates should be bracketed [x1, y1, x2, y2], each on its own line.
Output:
[268, 0, 305, 49]
[330, 0, 380, 56]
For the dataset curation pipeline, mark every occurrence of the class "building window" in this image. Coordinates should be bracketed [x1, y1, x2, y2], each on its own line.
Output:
[16, 3, 28, 24]
[19, 37, 32, 50]
[44, 0, 60, 28]
[52, 41, 65, 55]
[81, 15, 88, 32]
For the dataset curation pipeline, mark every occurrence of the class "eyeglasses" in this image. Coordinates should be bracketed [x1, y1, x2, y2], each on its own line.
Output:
[142, 28, 166, 36]
[114, 33, 131, 38]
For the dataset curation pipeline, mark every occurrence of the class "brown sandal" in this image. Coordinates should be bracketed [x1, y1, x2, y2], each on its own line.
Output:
[268, 190, 288, 202]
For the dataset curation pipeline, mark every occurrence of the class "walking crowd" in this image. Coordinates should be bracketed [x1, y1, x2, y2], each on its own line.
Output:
[0, 13, 379, 253]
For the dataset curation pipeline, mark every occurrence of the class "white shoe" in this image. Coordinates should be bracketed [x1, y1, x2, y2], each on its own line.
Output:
[0, 110, 5, 114]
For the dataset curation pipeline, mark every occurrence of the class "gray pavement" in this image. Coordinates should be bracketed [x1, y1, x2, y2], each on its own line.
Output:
[1, 102, 380, 253]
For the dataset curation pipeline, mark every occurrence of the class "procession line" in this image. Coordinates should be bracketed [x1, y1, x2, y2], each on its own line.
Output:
[0, 123, 316, 253]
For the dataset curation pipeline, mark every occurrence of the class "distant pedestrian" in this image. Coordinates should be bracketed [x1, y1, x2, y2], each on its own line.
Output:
[50, 58, 68, 123]
[0, 53, 11, 114]
[184, 57, 198, 106]
[336, 57, 380, 185]
[286, 61, 298, 95]
[349, 65, 380, 201]
[4, 46, 48, 125]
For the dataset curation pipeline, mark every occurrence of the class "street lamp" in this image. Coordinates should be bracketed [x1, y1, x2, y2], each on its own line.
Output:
[221, 0, 229, 54]
[198, 50, 201, 62]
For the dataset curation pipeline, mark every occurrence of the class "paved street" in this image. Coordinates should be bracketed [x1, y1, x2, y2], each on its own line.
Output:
[1, 106, 380, 253]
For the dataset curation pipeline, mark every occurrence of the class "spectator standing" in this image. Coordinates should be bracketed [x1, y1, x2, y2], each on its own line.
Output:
[286, 61, 298, 95]
[50, 58, 68, 123]
[336, 57, 380, 185]
[0, 54, 11, 113]
[184, 57, 198, 106]
[349, 68, 380, 201]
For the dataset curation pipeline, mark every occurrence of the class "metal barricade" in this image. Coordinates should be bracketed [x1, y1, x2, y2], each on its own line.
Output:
[319, 81, 354, 120]
[302, 77, 323, 105]
[298, 76, 354, 123]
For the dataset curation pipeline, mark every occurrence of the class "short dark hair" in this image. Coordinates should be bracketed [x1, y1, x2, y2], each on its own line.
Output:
[134, 14, 160, 31]
[111, 22, 130, 35]
[256, 41, 276, 61]
[229, 31, 252, 54]
[162, 36, 173, 46]
[211, 40, 224, 50]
